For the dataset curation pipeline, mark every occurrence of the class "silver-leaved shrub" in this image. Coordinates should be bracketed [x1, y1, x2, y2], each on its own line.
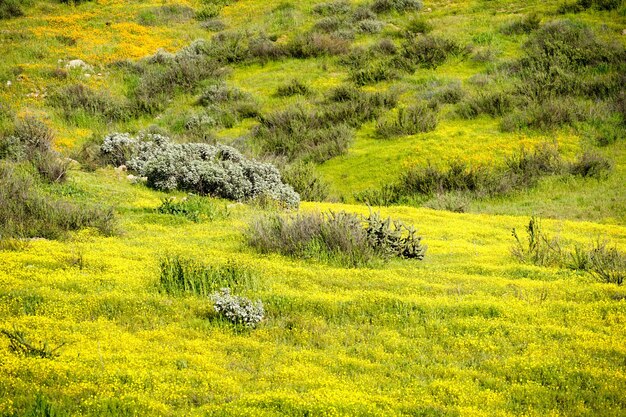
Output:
[210, 288, 264, 327]
[100, 133, 299, 208]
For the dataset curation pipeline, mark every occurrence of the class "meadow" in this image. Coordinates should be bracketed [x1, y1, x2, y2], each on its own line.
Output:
[0, 0, 625, 415]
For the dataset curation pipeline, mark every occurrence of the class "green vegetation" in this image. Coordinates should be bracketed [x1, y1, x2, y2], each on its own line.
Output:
[1, 0, 625, 415]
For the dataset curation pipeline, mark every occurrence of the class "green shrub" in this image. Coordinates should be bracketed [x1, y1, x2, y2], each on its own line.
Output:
[376, 104, 437, 138]
[356, 19, 384, 33]
[363, 209, 426, 260]
[313, 1, 351, 15]
[49, 84, 131, 122]
[425, 80, 464, 106]
[401, 35, 463, 69]
[350, 62, 399, 86]
[0, 163, 116, 239]
[281, 161, 330, 202]
[275, 79, 312, 97]
[512, 218, 625, 285]
[314, 16, 343, 33]
[371, 0, 422, 13]
[501, 98, 588, 131]
[499, 13, 541, 35]
[159, 256, 257, 296]
[406, 17, 432, 34]
[569, 151, 613, 178]
[457, 90, 514, 119]
[557, 0, 622, 13]
[287, 33, 349, 58]
[0, 0, 23, 19]
[157, 195, 230, 222]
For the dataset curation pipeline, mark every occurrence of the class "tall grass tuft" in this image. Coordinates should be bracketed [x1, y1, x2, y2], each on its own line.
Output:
[159, 257, 258, 296]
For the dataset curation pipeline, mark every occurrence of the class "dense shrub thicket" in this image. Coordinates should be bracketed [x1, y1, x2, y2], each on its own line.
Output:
[0, 0, 23, 19]
[254, 86, 397, 162]
[100, 133, 299, 208]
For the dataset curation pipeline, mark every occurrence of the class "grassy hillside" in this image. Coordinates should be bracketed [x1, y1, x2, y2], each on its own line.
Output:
[1, 0, 625, 415]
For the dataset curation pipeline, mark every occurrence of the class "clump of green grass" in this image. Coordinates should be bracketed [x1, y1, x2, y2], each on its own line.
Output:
[401, 35, 463, 70]
[159, 257, 258, 296]
[157, 195, 230, 222]
[49, 84, 132, 123]
[371, 0, 422, 14]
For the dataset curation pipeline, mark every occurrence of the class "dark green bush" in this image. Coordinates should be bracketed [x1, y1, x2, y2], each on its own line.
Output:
[313, 0, 351, 15]
[371, 0, 422, 13]
[406, 17, 432, 34]
[376, 104, 437, 138]
[350, 62, 399, 86]
[157, 195, 230, 222]
[557, 0, 622, 13]
[275, 79, 312, 97]
[516, 20, 625, 101]
[500, 97, 587, 131]
[281, 161, 330, 202]
[0, 0, 23, 19]
[457, 90, 513, 119]
[401, 35, 462, 69]
[425, 80, 464, 106]
[512, 218, 625, 285]
[569, 151, 613, 178]
[314, 16, 343, 33]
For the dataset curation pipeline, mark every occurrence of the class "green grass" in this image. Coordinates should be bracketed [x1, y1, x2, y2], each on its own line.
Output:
[1, 0, 625, 415]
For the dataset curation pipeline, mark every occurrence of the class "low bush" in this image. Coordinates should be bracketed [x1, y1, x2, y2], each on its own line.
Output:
[313, 0, 351, 15]
[157, 195, 230, 222]
[159, 256, 256, 296]
[557, 0, 622, 13]
[457, 90, 514, 119]
[275, 79, 312, 97]
[281, 161, 330, 202]
[314, 16, 343, 33]
[102, 133, 299, 207]
[1, 116, 68, 184]
[0, 0, 23, 19]
[405, 17, 432, 34]
[499, 13, 541, 35]
[425, 80, 464, 106]
[371, 0, 422, 13]
[350, 62, 399, 86]
[287, 33, 350, 58]
[512, 218, 625, 285]
[401, 35, 462, 69]
[1, 328, 65, 359]
[500, 98, 587, 131]
[200, 19, 226, 31]
[246, 210, 425, 267]
[211, 288, 265, 328]
[376, 104, 437, 138]
[568, 150, 613, 178]
[198, 82, 248, 105]
[356, 19, 384, 34]
[255, 88, 396, 162]
[49, 84, 131, 122]
[0, 163, 116, 239]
